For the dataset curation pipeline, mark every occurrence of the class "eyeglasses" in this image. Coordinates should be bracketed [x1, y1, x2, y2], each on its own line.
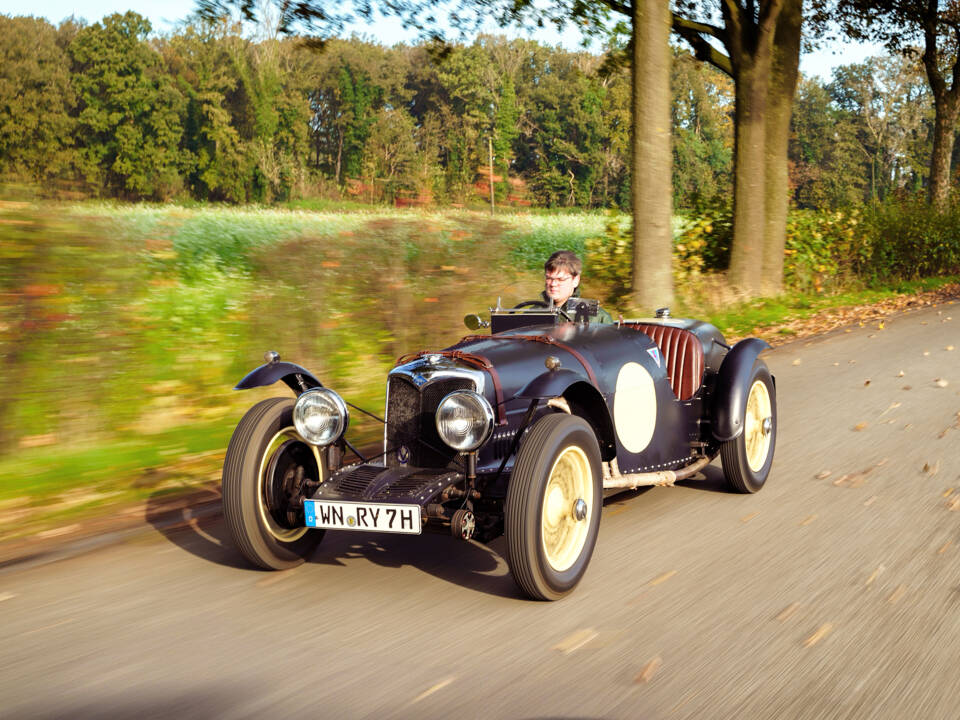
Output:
[545, 274, 574, 284]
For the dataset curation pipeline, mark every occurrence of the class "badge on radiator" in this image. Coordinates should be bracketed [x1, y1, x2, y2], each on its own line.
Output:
[647, 347, 662, 367]
[397, 445, 411, 466]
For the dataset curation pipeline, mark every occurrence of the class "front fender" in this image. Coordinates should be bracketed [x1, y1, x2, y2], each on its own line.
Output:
[235, 361, 323, 395]
[711, 338, 772, 442]
[516, 368, 590, 399]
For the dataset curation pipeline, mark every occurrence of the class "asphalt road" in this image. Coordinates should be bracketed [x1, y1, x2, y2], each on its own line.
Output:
[2, 303, 960, 720]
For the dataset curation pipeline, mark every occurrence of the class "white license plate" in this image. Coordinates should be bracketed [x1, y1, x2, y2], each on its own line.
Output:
[304, 500, 422, 535]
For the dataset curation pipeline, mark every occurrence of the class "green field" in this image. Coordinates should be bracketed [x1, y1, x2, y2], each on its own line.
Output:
[1, 200, 956, 539]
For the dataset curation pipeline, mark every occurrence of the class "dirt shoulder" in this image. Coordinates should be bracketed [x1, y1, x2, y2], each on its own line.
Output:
[3, 283, 959, 570]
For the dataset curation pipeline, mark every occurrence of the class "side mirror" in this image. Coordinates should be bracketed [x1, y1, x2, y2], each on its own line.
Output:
[464, 314, 489, 330]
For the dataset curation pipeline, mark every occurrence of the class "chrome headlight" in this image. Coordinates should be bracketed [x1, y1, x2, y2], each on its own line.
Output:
[293, 388, 349, 446]
[435, 390, 494, 452]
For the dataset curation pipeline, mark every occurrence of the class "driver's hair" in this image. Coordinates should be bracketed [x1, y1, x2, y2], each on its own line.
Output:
[544, 250, 582, 278]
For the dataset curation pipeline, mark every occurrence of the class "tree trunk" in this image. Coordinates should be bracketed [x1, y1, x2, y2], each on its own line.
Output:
[761, 0, 802, 296]
[928, 98, 958, 208]
[728, 59, 769, 297]
[630, 0, 674, 313]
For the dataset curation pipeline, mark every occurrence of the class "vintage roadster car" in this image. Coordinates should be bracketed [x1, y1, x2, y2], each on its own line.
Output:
[222, 299, 776, 600]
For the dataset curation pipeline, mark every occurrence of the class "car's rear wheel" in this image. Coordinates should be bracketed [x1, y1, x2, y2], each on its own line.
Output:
[720, 362, 776, 493]
[222, 398, 324, 569]
[506, 413, 602, 600]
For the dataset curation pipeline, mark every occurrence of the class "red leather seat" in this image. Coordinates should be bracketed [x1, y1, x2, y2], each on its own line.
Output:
[627, 324, 705, 401]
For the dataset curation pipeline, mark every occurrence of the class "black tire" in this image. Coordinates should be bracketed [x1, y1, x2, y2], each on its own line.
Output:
[222, 398, 324, 569]
[720, 362, 777, 493]
[505, 413, 603, 600]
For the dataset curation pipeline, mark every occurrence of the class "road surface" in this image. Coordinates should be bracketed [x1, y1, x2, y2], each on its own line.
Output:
[2, 303, 959, 719]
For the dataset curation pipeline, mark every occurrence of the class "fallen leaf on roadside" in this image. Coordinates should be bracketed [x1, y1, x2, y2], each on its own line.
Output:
[635, 656, 662, 683]
[799, 514, 817, 526]
[833, 362, 840, 366]
[897, 370, 905, 377]
[834, 474, 851, 486]
[878, 321, 885, 329]
[922, 461, 941, 475]
[649, 570, 677, 586]
[865, 565, 885, 586]
[879, 402, 902, 417]
[923, 351, 931, 356]
[804, 624, 834, 647]
[938, 541, 952, 554]
[903, 386, 912, 391]
[776, 602, 801, 621]
[946, 498, 960, 512]
[904, 423, 913, 429]
[864, 495, 878, 506]
[864, 379, 871, 386]
[945, 488, 955, 497]
[553, 628, 598, 654]
[853, 422, 868, 431]
[947, 346, 955, 351]
[815, 470, 832, 480]
[935, 378, 949, 387]
[740, 511, 760, 523]
[888, 585, 907, 604]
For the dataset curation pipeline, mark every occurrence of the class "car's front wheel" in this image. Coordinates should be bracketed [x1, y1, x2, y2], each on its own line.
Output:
[222, 398, 324, 569]
[720, 362, 777, 493]
[505, 413, 603, 600]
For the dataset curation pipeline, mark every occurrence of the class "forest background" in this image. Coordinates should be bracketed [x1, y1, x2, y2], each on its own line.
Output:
[3, 10, 960, 537]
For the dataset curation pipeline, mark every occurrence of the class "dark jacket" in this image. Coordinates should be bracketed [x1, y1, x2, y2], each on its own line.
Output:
[536, 288, 614, 324]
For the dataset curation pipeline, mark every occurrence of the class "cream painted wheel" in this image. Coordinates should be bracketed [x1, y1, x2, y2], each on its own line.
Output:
[720, 363, 777, 494]
[506, 414, 602, 600]
[223, 398, 325, 570]
[744, 380, 773, 472]
[541, 446, 594, 572]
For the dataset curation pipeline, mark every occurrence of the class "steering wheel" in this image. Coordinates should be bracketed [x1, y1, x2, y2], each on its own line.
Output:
[512, 299, 572, 321]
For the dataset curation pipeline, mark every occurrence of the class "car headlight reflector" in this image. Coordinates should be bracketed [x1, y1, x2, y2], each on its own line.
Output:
[293, 388, 349, 446]
[435, 390, 494, 452]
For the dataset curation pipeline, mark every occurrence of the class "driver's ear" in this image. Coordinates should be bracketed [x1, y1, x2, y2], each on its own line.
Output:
[572, 274, 581, 289]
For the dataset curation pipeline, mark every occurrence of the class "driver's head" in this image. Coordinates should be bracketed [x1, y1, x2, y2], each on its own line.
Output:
[544, 250, 581, 306]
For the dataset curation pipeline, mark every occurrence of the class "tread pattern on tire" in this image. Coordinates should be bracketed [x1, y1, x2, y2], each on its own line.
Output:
[222, 397, 315, 570]
[506, 413, 599, 600]
[719, 364, 776, 494]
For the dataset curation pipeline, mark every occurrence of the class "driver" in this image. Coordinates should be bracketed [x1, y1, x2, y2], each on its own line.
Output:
[537, 250, 613, 323]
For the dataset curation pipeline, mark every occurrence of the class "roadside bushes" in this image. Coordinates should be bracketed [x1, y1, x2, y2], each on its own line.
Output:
[585, 198, 960, 306]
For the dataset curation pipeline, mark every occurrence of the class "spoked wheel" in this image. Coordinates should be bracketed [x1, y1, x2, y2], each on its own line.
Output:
[222, 398, 325, 569]
[720, 362, 777, 493]
[506, 413, 602, 600]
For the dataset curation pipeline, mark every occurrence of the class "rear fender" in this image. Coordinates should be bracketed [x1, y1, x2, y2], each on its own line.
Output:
[711, 338, 772, 441]
[235, 361, 323, 396]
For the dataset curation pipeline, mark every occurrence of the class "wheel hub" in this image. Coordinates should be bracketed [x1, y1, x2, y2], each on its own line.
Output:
[573, 498, 587, 521]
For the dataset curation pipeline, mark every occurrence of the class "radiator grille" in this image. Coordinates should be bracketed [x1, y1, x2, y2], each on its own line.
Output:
[334, 464, 384, 496]
[386, 375, 474, 468]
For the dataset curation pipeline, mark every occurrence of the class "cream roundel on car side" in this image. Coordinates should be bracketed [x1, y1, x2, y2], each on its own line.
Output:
[613, 362, 657, 453]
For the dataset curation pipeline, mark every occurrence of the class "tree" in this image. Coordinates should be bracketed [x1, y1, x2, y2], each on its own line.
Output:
[670, 48, 734, 209]
[197, 0, 676, 307]
[839, 0, 960, 208]
[630, 0, 674, 309]
[672, 0, 805, 296]
[0, 16, 77, 186]
[161, 18, 250, 201]
[789, 75, 867, 208]
[69, 12, 187, 199]
[830, 55, 929, 202]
